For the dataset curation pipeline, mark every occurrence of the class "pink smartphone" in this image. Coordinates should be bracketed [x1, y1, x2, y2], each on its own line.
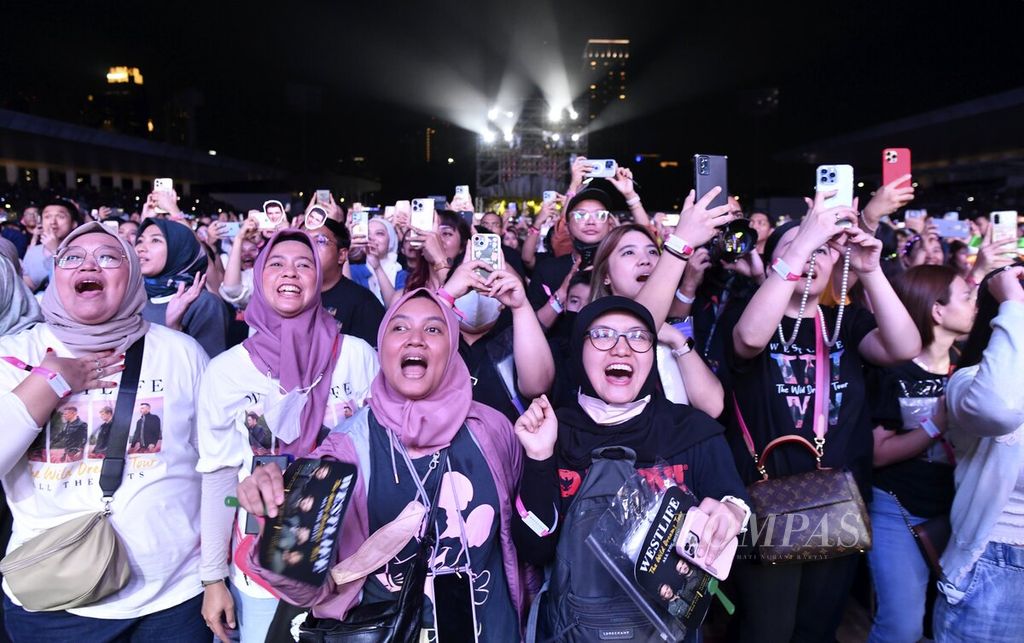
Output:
[676, 507, 738, 580]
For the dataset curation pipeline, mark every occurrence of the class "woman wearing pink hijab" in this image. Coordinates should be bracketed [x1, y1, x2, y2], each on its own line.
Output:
[196, 230, 379, 642]
[238, 289, 529, 642]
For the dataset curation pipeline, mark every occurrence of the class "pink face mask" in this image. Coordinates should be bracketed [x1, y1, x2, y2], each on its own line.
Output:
[576, 389, 652, 426]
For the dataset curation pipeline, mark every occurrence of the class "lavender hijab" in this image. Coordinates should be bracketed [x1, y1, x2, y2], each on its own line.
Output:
[243, 229, 341, 457]
[369, 288, 472, 457]
[40, 222, 149, 354]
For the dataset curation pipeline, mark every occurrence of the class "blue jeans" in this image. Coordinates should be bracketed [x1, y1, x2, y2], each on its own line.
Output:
[3, 593, 207, 643]
[934, 541, 1024, 642]
[867, 488, 931, 643]
[224, 583, 279, 643]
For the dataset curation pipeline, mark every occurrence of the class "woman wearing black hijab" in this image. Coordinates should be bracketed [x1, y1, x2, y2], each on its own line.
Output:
[136, 218, 230, 357]
[511, 296, 750, 640]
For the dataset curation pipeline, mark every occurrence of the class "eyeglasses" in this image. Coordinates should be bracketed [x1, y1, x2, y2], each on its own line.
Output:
[571, 209, 610, 222]
[586, 327, 655, 353]
[312, 234, 336, 248]
[55, 245, 127, 270]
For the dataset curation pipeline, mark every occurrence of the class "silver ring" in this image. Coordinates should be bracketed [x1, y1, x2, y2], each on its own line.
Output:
[96, 367, 102, 376]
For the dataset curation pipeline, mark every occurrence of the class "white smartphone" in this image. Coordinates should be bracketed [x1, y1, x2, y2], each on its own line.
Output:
[351, 210, 368, 239]
[455, 185, 470, 197]
[543, 190, 557, 204]
[991, 211, 1019, 255]
[816, 164, 854, 227]
[316, 189, 331, 206]
[410, 198, 435, 232]
[588, 159, 618, 178]
[153, 178, 173, 193]
[383, 205, 396, 221]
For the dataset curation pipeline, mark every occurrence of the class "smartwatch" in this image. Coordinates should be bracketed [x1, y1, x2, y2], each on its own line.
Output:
[671, 337, 695, 359]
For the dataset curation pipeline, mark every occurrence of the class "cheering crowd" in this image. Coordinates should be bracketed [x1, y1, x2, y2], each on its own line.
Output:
[0, 152, 1021, 643]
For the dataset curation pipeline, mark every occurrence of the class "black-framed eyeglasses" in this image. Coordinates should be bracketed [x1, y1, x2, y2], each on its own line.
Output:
[586, 327, 654, 353]
[571, 209, 610, 222]
[55, 245, 127, 270]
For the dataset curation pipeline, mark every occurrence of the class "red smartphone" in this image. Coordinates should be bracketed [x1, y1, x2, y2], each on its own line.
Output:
[676, 507, 738, 580]
[882, 148, 911, 189]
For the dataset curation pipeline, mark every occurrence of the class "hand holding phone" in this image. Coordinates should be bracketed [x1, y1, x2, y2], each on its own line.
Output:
[676, 506, 738, 580]
[351, 210, 369, 240]
[410, 198, 435, 232]
[316, 189, 331, 206]
[587, 159, 618, 179]
[815, 164, 855, 228]
[471, 233, 503, 277]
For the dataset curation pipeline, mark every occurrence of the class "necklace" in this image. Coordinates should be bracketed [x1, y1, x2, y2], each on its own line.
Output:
[777, 246, 852, 350]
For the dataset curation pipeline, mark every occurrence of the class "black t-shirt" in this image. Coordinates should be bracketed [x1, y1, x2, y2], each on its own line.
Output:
[726, 305, 878, 497]
[361, 418, 518, 641]
[527, 254, 574, 310]
[320, 276, 386, 348]
[867, 361, 955, 518]
[459, 321, 524, 424]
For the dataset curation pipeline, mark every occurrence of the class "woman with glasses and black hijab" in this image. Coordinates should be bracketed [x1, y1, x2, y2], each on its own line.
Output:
[512, 296, 750, 642]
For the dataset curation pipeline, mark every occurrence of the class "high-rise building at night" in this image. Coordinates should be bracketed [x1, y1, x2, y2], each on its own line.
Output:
[583, 39, 630, 121]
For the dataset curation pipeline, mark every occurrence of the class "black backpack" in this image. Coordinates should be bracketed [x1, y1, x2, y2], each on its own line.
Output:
[531, 447, 663, 643]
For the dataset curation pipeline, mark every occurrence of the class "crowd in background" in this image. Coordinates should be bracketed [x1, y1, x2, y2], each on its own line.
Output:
[0, 153, 1021, 643]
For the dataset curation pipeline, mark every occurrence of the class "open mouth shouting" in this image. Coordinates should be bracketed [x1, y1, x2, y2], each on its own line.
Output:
[636, 273, 651, 283]
[74, 277, 105, 297]
[604, 362, 634, 386]
[400, 352, 428, 379]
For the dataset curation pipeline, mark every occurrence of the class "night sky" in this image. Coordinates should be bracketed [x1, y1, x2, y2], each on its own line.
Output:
[4, 0, 1023, 206]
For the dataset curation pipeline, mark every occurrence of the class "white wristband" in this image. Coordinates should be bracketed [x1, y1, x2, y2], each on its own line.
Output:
[721, 495, 752, 534]
[625, 195, 642, 208]
[675, 289, 696, 305]
[548, 295, 564, 314]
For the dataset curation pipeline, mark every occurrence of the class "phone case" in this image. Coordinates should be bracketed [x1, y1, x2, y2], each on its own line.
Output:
[588, 159, 618, 178]
[471, 234, 503, 275]
[411, 199, 435, 231]
[816, 164, 855, 214]
[316, 190, 330, 205]
[991, 211, 1019, 250]
[153, 178, 173, 192]
[882, 148, 911, 188]
[543, 190, 557, 203]
[455, 185, 469, 196]
[677, 508, 737, 581]
[351, 211, 368, 238]
[693, 154, 729, 210]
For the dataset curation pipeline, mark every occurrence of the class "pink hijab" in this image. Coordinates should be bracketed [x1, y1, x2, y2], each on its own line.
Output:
[369, 289, 472, 456]
[243, 229, 341, 457]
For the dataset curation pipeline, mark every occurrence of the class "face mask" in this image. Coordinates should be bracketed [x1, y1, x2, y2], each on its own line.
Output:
[577, 390, 652, 426]
[262, 374, 322, 444]
[455, 290, 502, 333]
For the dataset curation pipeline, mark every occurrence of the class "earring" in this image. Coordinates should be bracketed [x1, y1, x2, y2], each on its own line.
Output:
[604, 279, 611, 286]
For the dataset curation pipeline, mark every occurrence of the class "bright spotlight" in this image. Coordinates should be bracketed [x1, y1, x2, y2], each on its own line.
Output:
[571, 133, 581, 142]
[487, 107, 499, 121]
[503, 129, 514, 143]
[505, 111, 514, 118]
[551, 133, 561, 142]
[548, 107, 562, 122]
[569, 109, 579, 120]
[482, 130, 496, 144]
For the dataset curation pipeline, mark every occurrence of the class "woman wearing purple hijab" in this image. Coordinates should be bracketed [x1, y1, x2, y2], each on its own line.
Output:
[238, 289, 529, 642]
[196, 229, 379, 642]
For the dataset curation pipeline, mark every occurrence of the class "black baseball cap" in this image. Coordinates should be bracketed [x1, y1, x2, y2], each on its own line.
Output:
[564, 187, 614, 221]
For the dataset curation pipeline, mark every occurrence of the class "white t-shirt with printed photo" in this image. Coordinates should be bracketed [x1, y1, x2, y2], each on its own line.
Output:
[196, 334, 379, 597]
[0, 323, 209, 619]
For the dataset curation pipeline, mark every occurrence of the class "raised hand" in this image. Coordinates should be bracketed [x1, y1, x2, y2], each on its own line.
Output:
[165, 273, 208, 331]
[671, 187, 736, 249]
[513, 395, 558, 460]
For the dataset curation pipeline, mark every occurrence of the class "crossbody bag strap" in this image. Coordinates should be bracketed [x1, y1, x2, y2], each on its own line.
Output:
[98, 337, 146, 508]
[731, 393, 757, 463]
[813, 311, 830, 456]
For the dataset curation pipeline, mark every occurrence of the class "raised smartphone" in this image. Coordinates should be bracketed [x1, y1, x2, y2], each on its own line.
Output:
[991, 211, 1019, 256]
[882, 148, 911, 189]
[351, 210, 368, 240]
[816, 164, 855, 227]
[471, 233, 503, 277]
[410, 198, 435, 232]
[316, 189, 331, 206]
[693, 154, 729, 210]
[587, 159, 618, 178]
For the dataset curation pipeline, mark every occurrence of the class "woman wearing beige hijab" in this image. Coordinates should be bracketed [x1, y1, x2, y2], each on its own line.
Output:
[0, 222, 211, 641]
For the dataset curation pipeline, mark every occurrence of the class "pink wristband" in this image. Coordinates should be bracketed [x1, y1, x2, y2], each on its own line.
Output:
[434, 288, 465, 319]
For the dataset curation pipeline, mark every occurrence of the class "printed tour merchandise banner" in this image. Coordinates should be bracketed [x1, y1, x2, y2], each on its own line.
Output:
[259, 458, 358, 585]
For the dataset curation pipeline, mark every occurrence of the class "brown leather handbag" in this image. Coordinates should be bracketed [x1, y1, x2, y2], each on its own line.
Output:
[734, 312, 871, 564]
[744, 434, 872, 564]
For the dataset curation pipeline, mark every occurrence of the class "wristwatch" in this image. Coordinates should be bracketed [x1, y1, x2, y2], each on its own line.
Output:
[30, 367, 72, 399]
[670, 337, 695, 359]
[721, 495, 752, 534]
[770, 257, 801, 282]
[663, 235, 695, 261]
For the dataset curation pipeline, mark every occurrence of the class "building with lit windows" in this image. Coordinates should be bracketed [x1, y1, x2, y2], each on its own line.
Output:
[583, 39, 630, 121]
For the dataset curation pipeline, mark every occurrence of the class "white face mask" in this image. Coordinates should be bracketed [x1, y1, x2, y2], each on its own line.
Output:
[262, 374, 323, 445]
[455, 290, 503, 333]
